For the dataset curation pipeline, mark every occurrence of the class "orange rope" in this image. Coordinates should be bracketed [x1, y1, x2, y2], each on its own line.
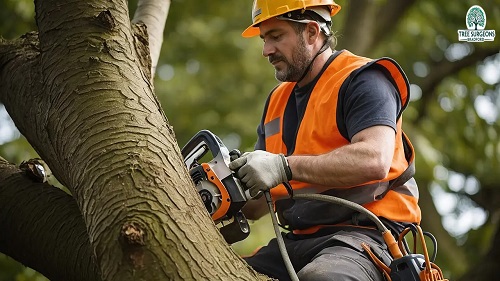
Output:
[361, 242, 392, 276]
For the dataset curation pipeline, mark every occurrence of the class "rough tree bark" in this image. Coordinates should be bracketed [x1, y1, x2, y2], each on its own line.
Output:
[0, 0, 268, 280]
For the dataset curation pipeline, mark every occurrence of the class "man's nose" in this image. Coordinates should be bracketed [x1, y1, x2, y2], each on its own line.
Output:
[262, 41, 275, 57]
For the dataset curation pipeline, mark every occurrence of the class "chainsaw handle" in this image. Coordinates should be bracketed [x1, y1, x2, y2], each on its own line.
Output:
[181, 130, 230, 169]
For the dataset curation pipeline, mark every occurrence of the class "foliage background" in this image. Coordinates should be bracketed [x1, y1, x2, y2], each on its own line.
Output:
[0, 0, 499, 280]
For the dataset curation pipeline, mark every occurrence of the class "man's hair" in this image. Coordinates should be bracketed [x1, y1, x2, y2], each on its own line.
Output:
[288, 20, 337, 49]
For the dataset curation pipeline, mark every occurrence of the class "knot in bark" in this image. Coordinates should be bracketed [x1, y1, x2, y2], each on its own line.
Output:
[121, 221, 146, 246]
[19, 158, 48, 183]
[96, 10, 116, 30]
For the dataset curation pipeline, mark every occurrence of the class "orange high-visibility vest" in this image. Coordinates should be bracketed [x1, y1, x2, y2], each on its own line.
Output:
[263, 50, 421, 226]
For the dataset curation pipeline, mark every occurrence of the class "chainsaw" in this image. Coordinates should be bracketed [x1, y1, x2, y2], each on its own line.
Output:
[181, 130, 250, 244]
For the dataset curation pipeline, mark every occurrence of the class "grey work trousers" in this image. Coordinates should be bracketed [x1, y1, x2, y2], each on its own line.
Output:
[244, 227, 392, 281]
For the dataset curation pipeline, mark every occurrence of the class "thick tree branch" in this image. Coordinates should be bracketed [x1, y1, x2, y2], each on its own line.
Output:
[413, 47, 499, 123]
[0, 156, 100, 281]
[0, 32, 66, 188]
[132, 0, 170, 75]
[0, 33, 39, 103]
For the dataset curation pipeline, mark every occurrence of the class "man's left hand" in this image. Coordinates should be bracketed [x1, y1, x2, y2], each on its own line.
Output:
[228, 150, 292, 197]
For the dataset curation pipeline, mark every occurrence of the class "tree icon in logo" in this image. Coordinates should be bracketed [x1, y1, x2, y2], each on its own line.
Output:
[466, 5, 486, 30]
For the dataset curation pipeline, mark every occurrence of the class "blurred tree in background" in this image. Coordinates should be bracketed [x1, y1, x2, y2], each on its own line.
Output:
[0, 0, 499, 280]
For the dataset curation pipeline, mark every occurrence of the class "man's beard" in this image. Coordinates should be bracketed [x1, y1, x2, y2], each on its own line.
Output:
[269, 36, 312, 82]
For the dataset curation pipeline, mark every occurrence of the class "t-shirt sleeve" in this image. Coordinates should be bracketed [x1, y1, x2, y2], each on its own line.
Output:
[254, 123, 266, 150]
[343, 67, 402, 140]
[254, 86, 278, 151]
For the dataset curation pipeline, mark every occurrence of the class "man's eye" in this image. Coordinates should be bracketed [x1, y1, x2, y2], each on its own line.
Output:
[262, 34, 282, 43]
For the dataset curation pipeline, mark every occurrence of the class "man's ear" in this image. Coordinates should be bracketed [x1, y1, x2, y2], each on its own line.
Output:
[306, 22, 321, 43]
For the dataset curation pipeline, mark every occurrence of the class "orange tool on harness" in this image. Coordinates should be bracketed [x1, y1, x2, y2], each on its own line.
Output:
[362, 223, 448, 281]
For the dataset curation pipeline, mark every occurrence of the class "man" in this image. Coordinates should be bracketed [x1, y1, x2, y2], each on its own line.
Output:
[229, 0, 421, 280]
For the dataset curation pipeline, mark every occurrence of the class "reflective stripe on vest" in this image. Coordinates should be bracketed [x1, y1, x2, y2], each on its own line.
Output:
[263, 50, 421, 223]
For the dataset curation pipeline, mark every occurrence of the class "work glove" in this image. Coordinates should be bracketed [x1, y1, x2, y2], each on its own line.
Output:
[228, 150, 292, 198]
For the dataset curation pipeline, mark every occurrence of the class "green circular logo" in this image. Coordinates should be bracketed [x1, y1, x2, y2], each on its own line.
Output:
[466, 5, 486, 30]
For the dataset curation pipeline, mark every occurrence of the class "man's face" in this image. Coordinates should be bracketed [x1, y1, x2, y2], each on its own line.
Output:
[259, 18, 312, 82]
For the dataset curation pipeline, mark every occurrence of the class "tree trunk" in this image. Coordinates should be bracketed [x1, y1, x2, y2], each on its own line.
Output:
[0, 0, 268, 280]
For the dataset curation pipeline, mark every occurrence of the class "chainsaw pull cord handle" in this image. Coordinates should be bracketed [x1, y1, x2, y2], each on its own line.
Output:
[264, 190, 300, 281]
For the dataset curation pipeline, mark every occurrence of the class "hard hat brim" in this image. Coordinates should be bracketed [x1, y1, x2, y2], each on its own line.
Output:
[242, 26, 260, 38]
